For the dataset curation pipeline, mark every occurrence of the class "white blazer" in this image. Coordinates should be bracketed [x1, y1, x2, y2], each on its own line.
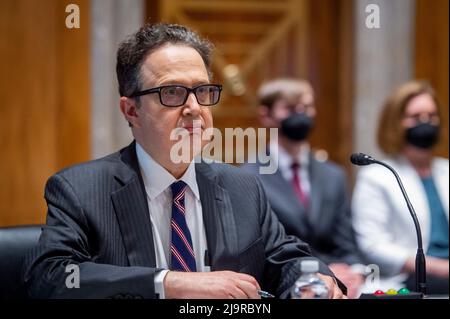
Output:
[352, 156, 449, 288]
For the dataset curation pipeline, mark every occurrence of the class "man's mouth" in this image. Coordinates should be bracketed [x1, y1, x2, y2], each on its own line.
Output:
[181, 120, 203, 133]
[183, 126, 202, 134]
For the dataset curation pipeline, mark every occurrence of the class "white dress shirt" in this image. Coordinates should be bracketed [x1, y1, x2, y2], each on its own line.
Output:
[270, 141, 311, 196]
[136, 143, 208, 298]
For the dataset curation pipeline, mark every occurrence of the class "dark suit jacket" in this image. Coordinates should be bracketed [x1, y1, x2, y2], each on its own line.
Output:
[241, 153, 363, 265]
[22, 142, 340, 299]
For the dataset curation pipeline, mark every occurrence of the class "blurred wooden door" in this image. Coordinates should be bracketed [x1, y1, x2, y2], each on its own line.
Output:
[148, 0, 354, 170]
[415, 0, 449, 158]
[0, 0, 90, 226]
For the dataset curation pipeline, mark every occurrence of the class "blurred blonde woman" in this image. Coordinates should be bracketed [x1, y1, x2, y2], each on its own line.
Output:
[352, 80, 448, 294]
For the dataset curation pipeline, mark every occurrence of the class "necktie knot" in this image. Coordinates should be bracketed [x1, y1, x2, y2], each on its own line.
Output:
[171, 180, 187, 197]
[291, 161, 300, 171]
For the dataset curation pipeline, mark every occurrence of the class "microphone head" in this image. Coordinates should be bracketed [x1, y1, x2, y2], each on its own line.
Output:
[350, 153, 375, 166]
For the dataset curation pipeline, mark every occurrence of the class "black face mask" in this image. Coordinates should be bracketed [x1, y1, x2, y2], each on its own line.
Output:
[405, 123, 440, 149]
[280, 112, 314, 141]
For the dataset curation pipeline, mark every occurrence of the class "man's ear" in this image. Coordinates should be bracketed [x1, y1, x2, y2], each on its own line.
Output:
[120, 96, 139, 128]
[258, 105, 277, 128]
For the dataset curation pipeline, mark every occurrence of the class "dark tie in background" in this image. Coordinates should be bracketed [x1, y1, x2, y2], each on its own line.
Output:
[291, 162, 309, 207]
[170, 181, 197, 272]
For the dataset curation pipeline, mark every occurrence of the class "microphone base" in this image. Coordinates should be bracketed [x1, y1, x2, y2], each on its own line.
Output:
[359, 292, 423, 299]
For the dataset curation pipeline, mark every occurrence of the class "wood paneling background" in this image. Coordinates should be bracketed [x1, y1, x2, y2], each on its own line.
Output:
[307, 0, 354, 173]
[1, 0, 446, 226]
[415, 0, 449, 158]
[0, 0, 90, 226]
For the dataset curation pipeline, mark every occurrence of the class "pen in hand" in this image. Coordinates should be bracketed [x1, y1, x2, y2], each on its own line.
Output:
[257, 290, 275, 298]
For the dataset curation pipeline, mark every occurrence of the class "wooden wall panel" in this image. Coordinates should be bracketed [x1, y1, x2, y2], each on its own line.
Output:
[0, 0, 90, 226]
[307, 0, 353, 173]
[55, 1, 91, 170]
[415, 0, 449, 158]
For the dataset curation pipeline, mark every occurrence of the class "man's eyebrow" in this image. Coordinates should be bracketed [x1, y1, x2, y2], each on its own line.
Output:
[157, 80, 210, 87]
[193, 81, 211, 87]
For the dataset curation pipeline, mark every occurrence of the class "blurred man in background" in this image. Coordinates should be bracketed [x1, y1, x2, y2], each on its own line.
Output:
[242, 78, 365, 298]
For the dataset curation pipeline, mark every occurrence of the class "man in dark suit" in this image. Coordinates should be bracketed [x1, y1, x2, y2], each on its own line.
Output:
[241, 79, 365, 298]
[22, 24, 345, 299]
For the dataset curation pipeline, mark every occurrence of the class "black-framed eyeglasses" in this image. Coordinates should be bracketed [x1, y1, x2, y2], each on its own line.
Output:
[128, 84, 222, 107]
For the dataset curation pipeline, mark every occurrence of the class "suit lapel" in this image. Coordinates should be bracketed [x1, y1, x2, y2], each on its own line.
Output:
[259, 167, 311, 236]
[111, 142, 157, 267]
[264, 170, 309, 214]
[196, 162, 239, 272]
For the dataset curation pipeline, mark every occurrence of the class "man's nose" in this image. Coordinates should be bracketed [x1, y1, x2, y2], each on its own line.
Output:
[418, 113, 432, 123]
[182, 92, 201, 116]
[295, 104, 306, 113]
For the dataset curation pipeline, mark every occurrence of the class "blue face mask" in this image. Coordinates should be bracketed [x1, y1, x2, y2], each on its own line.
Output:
[405, 123, 440, 149]
[280, 112, 314, 141]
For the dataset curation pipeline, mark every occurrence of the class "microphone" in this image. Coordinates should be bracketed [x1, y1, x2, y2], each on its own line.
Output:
[350, 152, 427, 296]
[350, 153, 376, 166]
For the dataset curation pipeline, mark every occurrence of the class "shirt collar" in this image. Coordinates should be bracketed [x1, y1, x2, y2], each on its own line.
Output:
[135, 142, 200, 200]
[269, 140, 310, 172]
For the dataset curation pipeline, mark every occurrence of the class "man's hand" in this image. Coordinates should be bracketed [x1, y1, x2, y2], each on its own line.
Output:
[329, 263, 364, 299]
[317, 273, 347, 299]
[164, 270, 262, 299]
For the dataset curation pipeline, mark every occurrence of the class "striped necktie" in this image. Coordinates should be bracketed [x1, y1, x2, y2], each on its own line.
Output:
[170, 181, 197, 272]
